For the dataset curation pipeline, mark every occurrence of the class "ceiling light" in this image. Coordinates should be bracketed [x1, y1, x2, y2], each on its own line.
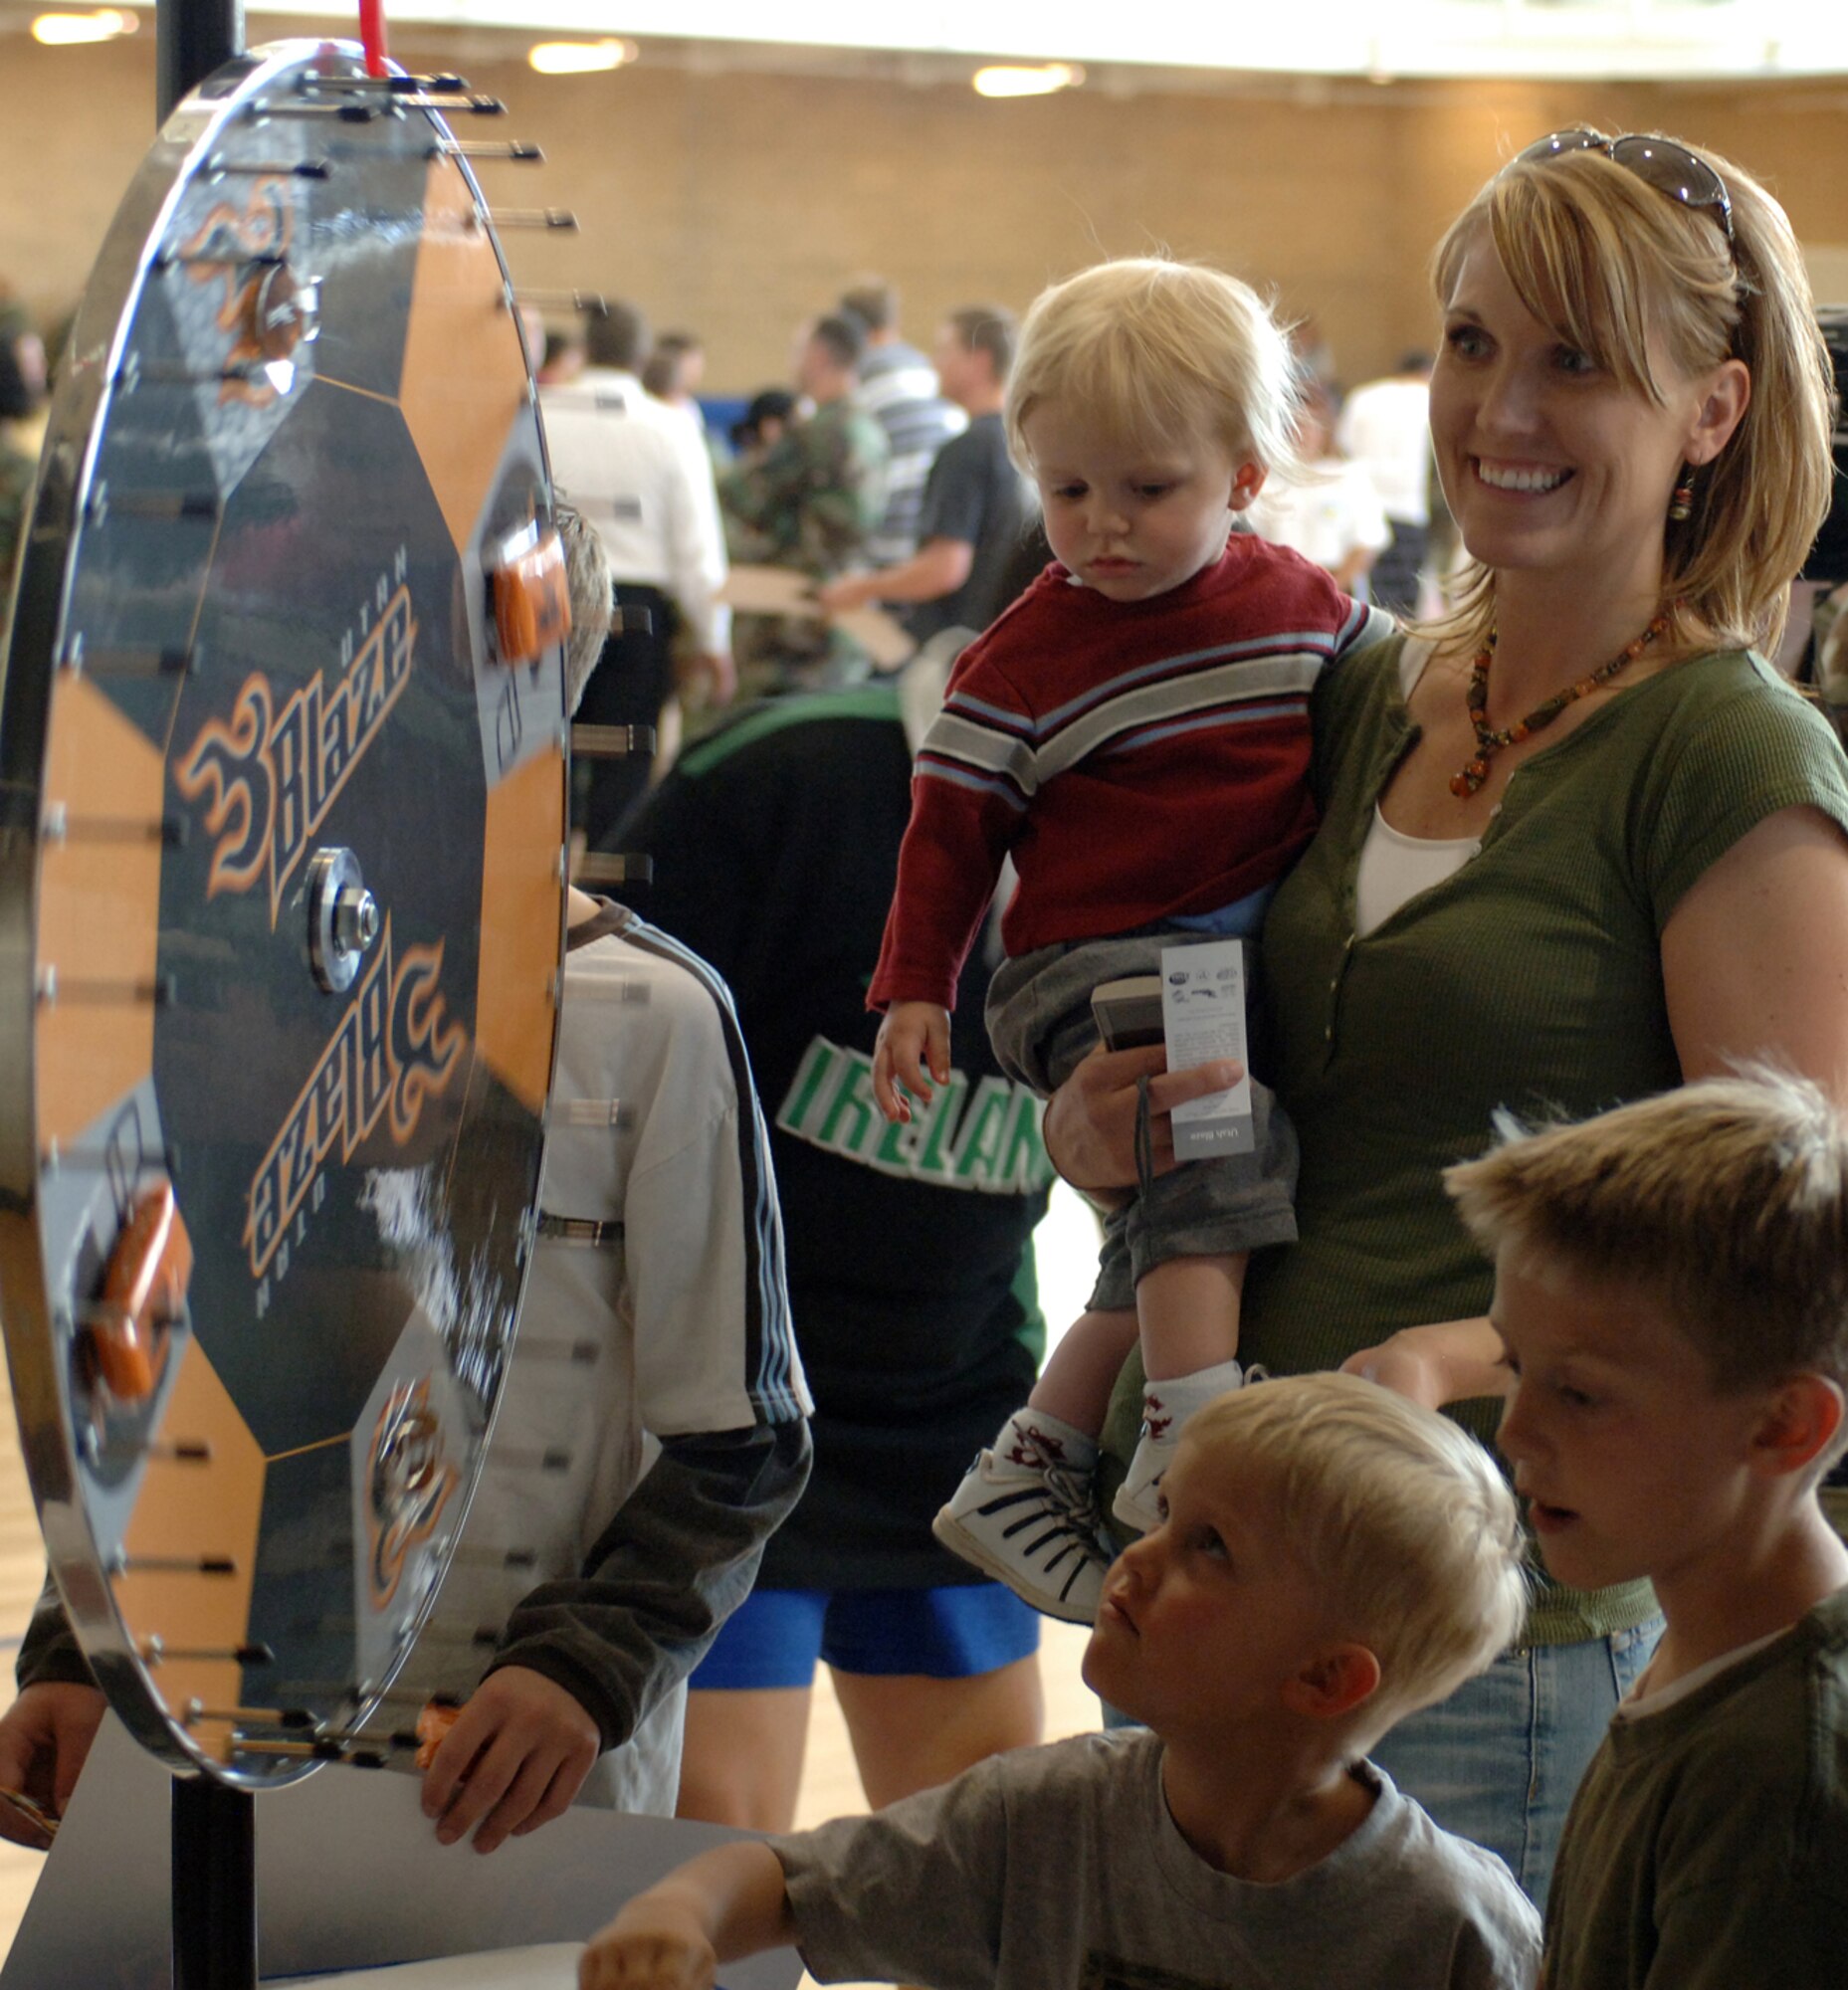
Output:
[527, 39, 636, 77]
[32, 8, 138, 43]
[972, 63, 1085, 100]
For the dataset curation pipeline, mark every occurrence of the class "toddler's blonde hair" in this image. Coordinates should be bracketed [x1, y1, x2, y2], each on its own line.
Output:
[1005, 258, 1304, 484]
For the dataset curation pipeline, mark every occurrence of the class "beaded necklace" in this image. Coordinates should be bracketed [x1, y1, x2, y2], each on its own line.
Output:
[1449, 610, 1672, 799]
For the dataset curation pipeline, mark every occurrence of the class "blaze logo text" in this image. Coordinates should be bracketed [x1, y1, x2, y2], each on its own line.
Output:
[175, 570, 416, 925]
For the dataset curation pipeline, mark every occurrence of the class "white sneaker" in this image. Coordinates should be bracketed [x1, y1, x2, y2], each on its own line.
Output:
[1111, 1425, 1180, 1535]
[1111, 1359, 1259, 1533]
[933, 1415, 1111, 1624]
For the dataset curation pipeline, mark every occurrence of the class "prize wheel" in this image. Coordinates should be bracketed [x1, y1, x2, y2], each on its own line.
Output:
[0, 39, 569, 1785]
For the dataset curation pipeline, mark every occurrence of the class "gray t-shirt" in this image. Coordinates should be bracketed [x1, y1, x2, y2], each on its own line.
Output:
[905, 411, 1038, 645]
[772, 1728, 1540, 1989]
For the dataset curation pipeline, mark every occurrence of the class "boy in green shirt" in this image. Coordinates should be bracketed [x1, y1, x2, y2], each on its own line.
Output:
[1444, 1073, 1848, 1986]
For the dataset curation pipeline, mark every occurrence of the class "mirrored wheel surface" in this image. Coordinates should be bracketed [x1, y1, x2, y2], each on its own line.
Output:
[0, 39, 568, 1785]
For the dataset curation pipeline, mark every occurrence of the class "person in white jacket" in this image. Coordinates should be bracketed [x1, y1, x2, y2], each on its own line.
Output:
[542, 300, 735, 844]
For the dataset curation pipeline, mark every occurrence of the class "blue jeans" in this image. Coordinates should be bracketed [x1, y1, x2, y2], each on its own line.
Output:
[1370, 1617, 1663, 1909]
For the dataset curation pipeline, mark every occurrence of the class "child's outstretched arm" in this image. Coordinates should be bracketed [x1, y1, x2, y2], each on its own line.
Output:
[872, 1000, 950, 1122]
[580, 1841, 794, 1990]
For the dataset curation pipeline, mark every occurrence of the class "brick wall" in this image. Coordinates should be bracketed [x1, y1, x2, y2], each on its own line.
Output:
[3, 36, 1845, 393]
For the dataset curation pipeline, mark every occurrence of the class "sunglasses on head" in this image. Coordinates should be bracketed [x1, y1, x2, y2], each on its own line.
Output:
[1514, 130, 1735, 248]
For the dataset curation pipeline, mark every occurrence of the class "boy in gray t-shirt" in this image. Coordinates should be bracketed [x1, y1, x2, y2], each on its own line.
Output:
[578, 1374, 1541, 1990]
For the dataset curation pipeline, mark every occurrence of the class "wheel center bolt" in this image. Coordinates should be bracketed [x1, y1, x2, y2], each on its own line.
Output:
[335, 887, 379, 953]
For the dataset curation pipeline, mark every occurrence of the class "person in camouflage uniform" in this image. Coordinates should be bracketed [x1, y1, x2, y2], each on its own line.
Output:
[720, 314, 889, 697]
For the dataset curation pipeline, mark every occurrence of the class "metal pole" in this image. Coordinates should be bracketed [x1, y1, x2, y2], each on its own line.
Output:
[157, 0, 247, 124]
[172, 1775, 259, 1990]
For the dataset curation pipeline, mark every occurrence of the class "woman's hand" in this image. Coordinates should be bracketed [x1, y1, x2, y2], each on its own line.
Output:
[1341, 1318, 1510, 1411]
[1040, 1042, 1245, 1193]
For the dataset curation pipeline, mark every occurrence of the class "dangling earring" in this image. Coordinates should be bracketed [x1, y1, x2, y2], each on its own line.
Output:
[1669, 467, 1696, 522]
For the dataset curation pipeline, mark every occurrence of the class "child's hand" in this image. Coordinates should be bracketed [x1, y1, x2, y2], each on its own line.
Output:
[420, 1665, 600, 1853]
[579, 1895, 718, 1990]
[873, 1001, 950, 1122]
[1342, 1317, 1510, 1412]
[1341, 1335, 1449, 1411]
[0, 1682, 105, 1846]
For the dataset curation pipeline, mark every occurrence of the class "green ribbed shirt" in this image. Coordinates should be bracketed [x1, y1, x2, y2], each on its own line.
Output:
[1105, 639, 1848, 1646]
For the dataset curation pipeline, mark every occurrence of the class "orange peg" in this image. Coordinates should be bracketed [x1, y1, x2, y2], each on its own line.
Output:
[90, 1181, 192, 1401]
[492, 526, 570, 668]
[414, 1697, 462, 1769]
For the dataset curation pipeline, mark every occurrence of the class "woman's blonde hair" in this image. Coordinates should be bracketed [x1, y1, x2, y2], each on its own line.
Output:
[1428, 135, 1835, 659]
[1004, 257, 1303, 484]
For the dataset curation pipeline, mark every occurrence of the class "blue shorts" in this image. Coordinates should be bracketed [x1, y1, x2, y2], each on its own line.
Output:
[692, 1583, 1041, 1690]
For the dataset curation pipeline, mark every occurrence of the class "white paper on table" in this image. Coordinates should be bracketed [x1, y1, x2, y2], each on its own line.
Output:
[719, 565, 914, 669]
[718, 564, 816, 613]
[290, 1942, 580, 1986]
[831, 605, 915, 669]
[1161, 939, 1255, 1160]
[287, 1940, 764, 1990]
[0, 1709, 802, 1990]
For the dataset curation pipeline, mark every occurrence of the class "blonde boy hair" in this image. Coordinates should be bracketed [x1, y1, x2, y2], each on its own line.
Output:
[1446, 1074, 1848, 1452]
[1004, 258, 1304, 485]
[1427, 134, 1835, 661]
[1186, 1373, 1528, 1740]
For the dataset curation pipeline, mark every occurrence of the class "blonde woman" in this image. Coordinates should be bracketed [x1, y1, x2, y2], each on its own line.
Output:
[1048, 132, 1848, 1905]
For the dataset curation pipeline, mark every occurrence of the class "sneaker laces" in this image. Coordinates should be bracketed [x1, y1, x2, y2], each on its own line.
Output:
[1010, 1426, 1106, 1539]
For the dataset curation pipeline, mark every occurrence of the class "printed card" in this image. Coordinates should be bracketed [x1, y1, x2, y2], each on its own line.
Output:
[1161, 940, 1255, 1161]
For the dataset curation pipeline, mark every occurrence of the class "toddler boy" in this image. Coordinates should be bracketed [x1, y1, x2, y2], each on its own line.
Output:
[869, 259, 1393, 1617]
[1444, 1072, 1848, 1986]
[579, 1372, 1541, 1990]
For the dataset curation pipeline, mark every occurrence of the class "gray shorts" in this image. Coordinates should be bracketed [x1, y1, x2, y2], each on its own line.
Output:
[985, 934, 1299, 1312]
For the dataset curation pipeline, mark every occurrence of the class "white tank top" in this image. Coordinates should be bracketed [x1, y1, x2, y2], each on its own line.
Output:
[1351, 637, 1479, 937]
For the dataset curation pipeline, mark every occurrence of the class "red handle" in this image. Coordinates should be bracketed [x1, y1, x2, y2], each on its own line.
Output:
[359, 0, 389, 78]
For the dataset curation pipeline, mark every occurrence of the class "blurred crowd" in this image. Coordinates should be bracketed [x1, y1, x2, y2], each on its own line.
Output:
[4, 269, 1843, 811]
